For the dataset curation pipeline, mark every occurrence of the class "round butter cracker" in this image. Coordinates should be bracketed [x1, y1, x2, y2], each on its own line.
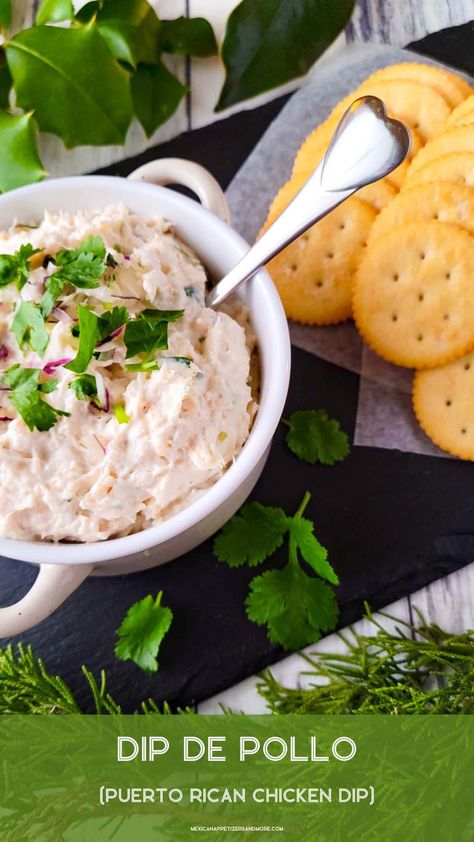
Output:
[368, 182, 474, 244]
[447, 94, 474, 127]
[404, 152, 474, 189]
[363, 63, 471, 108]
[267, 195, 376, 325]
[413, 352, 474, 460]
[407, 125, 474, 175]
[353, 221, 474, 368]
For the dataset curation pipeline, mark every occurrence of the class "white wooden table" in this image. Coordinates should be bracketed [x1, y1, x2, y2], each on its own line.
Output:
[17, 0, 474, 712]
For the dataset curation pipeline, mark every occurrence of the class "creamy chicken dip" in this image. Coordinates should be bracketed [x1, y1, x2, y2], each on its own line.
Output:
[0, 205, 257, 542]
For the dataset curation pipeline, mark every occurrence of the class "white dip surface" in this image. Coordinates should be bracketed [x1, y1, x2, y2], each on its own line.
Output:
[0, 205, 257, 542]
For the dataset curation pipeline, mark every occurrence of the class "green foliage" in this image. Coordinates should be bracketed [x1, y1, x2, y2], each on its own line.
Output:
[131, 61, 187, 137]
[258, 606, 474, 714]
[0, 0, 10, 28]
[216, 0, 356, 111]
[36, 0, 74, 25]
[0, 111, 44, 192]
[159, 17, 217, 57]
[6, 24, 133, 148]
[115, 592, 174, 672]
[0, 1, 350, 191]
[283, 409, 350, 465]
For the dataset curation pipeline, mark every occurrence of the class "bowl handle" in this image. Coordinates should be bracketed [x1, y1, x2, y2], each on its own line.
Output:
[0, 563, 93, 637]
[127, 158, 231, 224]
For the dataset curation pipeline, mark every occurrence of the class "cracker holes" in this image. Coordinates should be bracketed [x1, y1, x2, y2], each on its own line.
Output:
[339, 223, 346, 231]
[445, 399, 452, 407]
[326, 252, 334, 260]
[461, 427, 467, 434]
[418, 292, 424, 302]
[443, 314, 449, 321]
[291, 263, 298, 272]
[315, 280, 324, 288]
[445, 271, 451, 280]
[391, 313, 398, 322]
[464, 362, 471, 371]
[417, 333, 423, 342]
[420, 251, 426, 260]
[392, 272, 399, 282]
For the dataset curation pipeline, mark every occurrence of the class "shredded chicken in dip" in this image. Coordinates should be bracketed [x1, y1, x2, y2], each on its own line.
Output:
[0, 205, 257, 542]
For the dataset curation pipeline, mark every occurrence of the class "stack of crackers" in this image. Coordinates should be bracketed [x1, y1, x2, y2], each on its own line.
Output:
[261, 63, 474, 460]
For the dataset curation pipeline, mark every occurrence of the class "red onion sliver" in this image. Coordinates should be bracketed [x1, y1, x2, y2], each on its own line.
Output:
[0, 345, 9, 361]
[43, 358, 72, 375]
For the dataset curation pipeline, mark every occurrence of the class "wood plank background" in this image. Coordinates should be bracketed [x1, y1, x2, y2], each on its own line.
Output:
[10, 1, 474, 711]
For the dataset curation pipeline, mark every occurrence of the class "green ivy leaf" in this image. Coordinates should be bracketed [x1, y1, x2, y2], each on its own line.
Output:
[0, 0, 11, 28]
[216, 0, 356, 111]
[131, 61, 187, 138]
[36, 0, 74, 25]
[0, 110, 44, 193]
[0, 52, 11, 109]
[160, 17, 217, 57]
[78, 0, 160, 68]
[6, 23, 133, 148]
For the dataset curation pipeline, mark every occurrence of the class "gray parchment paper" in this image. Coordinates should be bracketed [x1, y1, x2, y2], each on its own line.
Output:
[226, 44, 472, 458]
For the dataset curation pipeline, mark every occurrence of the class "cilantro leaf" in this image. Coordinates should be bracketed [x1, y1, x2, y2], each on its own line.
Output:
[213, 501, 289, 567]
[0, 243, 39, 289]
[69, 373, 99, 405]
[288, 516, 339, 585]
[65, 304, 127, 374]
[40, 273, 65, 318]
[97, 305, 128, 341]
[11, 301, 49, 357]
[124, 308, 183, 359]
[246, 564, 338, 651]
[41, 235, 108, 317]
[283, 409, 350, 465]
[65, 305, 100, 374]
[115, 591, 173, 673]
[3, 364, 69, 431]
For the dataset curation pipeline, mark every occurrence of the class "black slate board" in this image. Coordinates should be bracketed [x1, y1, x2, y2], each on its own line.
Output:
[1, 24, 474, 712]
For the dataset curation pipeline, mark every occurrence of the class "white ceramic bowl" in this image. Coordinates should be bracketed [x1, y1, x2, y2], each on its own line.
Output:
[0, 159, 291, 636]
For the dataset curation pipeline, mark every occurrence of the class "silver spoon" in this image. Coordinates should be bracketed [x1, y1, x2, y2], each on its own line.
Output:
[207, 96, 411, 309]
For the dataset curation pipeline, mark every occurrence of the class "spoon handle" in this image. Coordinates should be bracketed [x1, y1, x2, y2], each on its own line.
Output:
[207, 96, 411, 309]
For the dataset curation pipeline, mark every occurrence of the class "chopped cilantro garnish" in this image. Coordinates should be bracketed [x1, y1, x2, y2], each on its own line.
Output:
[282, 409, 350, 465]
[69, 373, 100, 406]
[0, 244, 40, 290]
[40, 236, 108, 317]
[11, 301, 49, 357]
[65, 304, 128, 374]
[124, 308, 183, 359]
[3, 365, 70, 431]
[113, 403, 129, 424]
[125, 360, 159, 373]
[115, 591, 173, 673]
[214, 493, 339, 651]
[65, 305, 100, 374]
